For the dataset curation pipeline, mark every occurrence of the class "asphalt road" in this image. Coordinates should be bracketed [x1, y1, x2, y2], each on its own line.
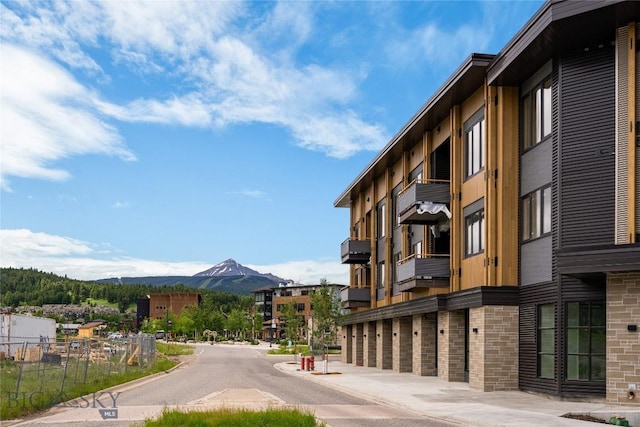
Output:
[7, 343, 458, 427]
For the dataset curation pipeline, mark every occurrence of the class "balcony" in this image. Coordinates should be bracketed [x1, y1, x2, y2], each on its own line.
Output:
[341, 238, 371, 264]
[341, 287, 371, 309]
[396, 254, 450, 292]
[397, 179, 451, 225]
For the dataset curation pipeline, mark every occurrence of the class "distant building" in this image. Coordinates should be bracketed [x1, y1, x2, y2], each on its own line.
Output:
[136, 292, 201, 330]
[77, 320, 105, 338]
[252, 282, 343, 343]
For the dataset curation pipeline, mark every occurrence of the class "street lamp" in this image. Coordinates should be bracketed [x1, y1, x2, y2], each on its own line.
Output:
[270, 318, 276, 347]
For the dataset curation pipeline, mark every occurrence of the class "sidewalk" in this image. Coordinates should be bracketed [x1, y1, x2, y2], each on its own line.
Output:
[275, 357, 639, 427]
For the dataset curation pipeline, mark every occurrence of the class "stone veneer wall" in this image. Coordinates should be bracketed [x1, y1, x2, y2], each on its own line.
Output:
[376, 319, 393, 369]
[363, 321, 377, 367]
[438, 311, 466, 382]
[607, 273, 640, 405]
[413, 313, 437, 376]
[392, 316, 412, 373]
[341, 325, 352, 364]
[354, 323, 364, 366]
[469, 306, 519, 391]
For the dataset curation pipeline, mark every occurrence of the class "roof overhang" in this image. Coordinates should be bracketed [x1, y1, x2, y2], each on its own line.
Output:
[488, 0, 639, 86]
[557, 243, 640, 279]
[334, 53, 494, 208]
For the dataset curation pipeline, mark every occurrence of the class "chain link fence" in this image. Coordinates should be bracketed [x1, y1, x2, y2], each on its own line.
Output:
[1, 335, 156, 400]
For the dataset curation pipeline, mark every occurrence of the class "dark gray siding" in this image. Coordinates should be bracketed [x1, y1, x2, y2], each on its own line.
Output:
[557, 45, 615, 248]
[521, 237, 552, 285]
[521, 140, 553, 196]
[520, 45, 614, 398]
[519, 283, 558, 394]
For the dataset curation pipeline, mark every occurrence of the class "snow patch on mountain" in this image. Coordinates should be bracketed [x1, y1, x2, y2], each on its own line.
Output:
[193, 259, 285, 283]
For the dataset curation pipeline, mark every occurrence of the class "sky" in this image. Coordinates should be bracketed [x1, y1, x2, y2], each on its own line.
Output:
[0, 0, 544, 286]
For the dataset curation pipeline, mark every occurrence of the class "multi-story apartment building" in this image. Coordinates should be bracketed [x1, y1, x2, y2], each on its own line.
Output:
[252, 282, 343, 343]
[335, 0, 640, 404]
[136, 292, 201, 330]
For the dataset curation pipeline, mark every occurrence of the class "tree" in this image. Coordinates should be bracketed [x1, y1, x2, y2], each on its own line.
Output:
[226, 309, 250, 340]
[310, 278, 342, 355]
[207, 311, 225, 336]
[280, 301, 303, 345]
[175, 312, 195, 338]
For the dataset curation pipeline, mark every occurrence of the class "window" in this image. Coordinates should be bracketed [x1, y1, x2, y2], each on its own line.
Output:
[538, 304, 555, 379]
[523, 77, 552, 149]
[522, 186, 551, 241]
[377, 262, 385, 289]
[465, 110, 485, 178]
[465, 209, 484, 256]
[566, 301, 605, 381]
[377, 202, 386, 238]
[393, 184, 402, 228]
[296, 303, 305, 312]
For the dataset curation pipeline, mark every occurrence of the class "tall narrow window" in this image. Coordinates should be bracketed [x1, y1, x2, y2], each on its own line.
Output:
[465, 110, 485, 178]
[523, 77, 552, 149]
[465, 209, 484, 256]
[522, 185, 551, 241]
[393, 184, 402, 228]
[538, 304, 555, 379]
[566, 301, 606, 381]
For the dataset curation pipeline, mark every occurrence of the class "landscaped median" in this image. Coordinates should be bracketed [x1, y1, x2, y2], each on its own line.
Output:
[143, 407, 325, 427]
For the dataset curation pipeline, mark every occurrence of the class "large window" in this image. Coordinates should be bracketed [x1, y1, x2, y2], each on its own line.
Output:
[538, 304, 555, 379]
[465, 110, 485, 178]
[522, 186, 551, 241]
[566, 301, 605, 381]
[523, 77, 552, 150]
[465, 209, 484, 256]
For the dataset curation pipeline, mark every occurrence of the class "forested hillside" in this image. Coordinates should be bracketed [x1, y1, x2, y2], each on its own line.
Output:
[0, 267, 252, 313]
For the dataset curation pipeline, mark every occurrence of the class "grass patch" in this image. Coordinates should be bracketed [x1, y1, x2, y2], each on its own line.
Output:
[156, 342, 194, 356]
[0, 355, 177, 420]
[144, 407, 324, 427]
[267, 344, 310, 356]
[84, 298, 119, 309]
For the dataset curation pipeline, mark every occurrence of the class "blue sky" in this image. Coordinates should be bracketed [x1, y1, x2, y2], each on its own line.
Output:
[0, 0, 544, 285]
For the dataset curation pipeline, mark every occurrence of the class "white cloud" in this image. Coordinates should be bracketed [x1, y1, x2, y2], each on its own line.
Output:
[1, 0, 388, 189]
[386, 21, 492, 71]
[0, 43, 136, 191]
[112, 201, 130, 209]
[0, 229, 348, 285]
[226, 190, 269, 199]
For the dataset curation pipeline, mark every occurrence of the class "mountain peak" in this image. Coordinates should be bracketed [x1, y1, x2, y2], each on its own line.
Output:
[193, 259, 286, 283]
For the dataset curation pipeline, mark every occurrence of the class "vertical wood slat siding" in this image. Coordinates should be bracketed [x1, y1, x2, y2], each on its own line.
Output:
[558, 46, 616, 248]
[636, 27, 640, 238]
[616, 27, 629, 244]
